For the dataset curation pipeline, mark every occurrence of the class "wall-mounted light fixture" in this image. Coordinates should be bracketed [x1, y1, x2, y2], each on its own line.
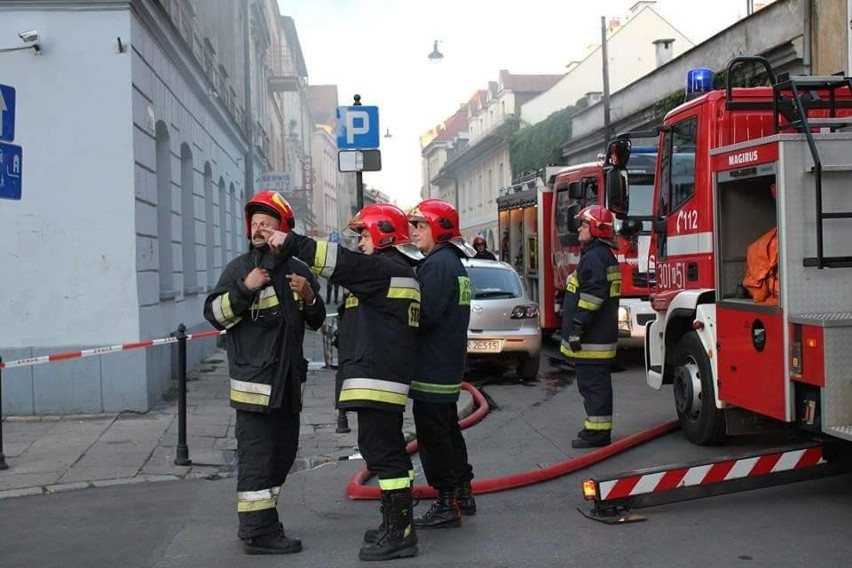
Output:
[0, 29, 41, 55]
[428, 40, 443, 62]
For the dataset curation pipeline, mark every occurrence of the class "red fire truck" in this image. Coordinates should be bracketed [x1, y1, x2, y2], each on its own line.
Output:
[497, 156, 656, 344]
[578, 57, 852, 522]
[606, 57, 852, 446]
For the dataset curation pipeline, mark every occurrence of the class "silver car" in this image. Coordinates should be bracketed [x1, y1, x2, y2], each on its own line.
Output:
[463, 258, 542, 381]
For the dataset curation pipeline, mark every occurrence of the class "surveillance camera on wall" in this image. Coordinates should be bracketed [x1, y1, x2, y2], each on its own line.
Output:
[18, 30, 40, 43]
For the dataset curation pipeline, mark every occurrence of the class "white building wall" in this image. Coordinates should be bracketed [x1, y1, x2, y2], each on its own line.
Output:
[521, 8, 692, 125]
[457, 145, 509, 240]
[0, 3, 249, 414]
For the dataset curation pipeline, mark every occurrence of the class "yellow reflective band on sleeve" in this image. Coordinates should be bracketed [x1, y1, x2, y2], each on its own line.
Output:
[584, 417, 613, 431]
[237, 488, 278, 513]
[607, 266, 622, 298]
[578, 293, 604, 311]
[387, 277, 421, 301]
[339, 378, 410, 407]
[230, 379, 271, 407]
[560, 341, 617, 360]
[410, 380, 462, 395]
[312, 241, 338, 278]
[567, 274, 579, 293]
[458, 276, 471, 306]
[212, 292, 242, 329]
[378, 477, 412, 491]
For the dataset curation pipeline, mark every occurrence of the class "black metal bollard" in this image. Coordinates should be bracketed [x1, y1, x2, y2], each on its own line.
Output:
[0, 357, 8, 471]
[174, 324, 192, 466]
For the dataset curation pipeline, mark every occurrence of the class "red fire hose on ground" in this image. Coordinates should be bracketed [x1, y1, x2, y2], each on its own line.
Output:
[346, 382, 680, 500]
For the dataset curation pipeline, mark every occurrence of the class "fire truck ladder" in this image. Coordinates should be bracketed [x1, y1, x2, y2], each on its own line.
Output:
[579, 441, 852, 524]
[772, 72, 852, 269]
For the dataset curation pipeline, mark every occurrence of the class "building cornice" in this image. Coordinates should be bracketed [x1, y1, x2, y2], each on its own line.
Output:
[0, 0, 129, 9]
[437, 132, 504, 178]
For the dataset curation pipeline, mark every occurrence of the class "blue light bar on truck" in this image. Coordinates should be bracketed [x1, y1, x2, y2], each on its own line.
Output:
[685, 68, 713, 99]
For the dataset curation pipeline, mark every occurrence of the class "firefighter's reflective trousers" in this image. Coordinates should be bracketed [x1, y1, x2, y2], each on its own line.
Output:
[357, 408, 413, 491]
[413, 400, 473, 489]
[576, 362, 613, 443]
[235, 408, 300, 539]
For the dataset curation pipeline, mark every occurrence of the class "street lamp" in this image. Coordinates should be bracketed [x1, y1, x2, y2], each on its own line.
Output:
[428, 40, 443, 62]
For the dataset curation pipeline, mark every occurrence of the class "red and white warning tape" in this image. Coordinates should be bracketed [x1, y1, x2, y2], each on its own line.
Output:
[598, 446, 826, 501]
[0, 330, 225, 370]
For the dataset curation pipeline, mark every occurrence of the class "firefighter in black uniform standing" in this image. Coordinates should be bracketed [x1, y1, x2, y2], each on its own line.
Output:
[406, 199, 477, 529]
[203, 191, 326, 555]
[262, 203, 421, 562]
[561, 204, 621, 448]
[472, 236, 497, 260]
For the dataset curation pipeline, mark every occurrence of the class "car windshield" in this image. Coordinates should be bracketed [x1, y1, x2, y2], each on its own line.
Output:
[467, 265, 523, 299]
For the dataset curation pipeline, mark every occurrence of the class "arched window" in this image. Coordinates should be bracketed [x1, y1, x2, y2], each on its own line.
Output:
[180, 143, 197, 292]
[204, 162, 214, 289]
[155, 121, 174, 296]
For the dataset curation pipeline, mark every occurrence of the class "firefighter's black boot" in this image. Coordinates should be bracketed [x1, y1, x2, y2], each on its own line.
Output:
[242, 526, 302, 555]
[359, 489, 418, 561]
[456, 481, 477, 516]
[362, 495, 387, 544]
[413, 488, 461, 529]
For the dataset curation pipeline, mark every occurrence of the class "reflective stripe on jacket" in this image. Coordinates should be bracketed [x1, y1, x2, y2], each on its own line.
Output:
[282, 233, 419, 413]
[560, 239, 620, 362]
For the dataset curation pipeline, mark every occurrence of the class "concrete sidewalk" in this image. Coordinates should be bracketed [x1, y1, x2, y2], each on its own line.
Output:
[0, 330, 474, 500]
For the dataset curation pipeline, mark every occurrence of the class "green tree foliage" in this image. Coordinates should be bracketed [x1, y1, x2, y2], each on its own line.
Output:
[508, 106, 576, 178]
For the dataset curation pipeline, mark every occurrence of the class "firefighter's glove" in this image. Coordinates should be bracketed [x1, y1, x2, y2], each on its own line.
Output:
[566, 327, 582, 352]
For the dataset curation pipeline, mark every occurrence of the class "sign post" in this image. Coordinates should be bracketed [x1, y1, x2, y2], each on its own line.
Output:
[336, 95, 381, 210]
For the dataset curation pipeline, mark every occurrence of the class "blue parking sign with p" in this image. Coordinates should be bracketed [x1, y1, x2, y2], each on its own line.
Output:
[336, 105, 379, 150]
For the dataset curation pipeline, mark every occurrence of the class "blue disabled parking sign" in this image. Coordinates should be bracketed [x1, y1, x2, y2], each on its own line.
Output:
[0, 142, 23, 200]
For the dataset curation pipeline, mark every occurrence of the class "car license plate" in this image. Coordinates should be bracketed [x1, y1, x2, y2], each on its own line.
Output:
[467, 339, 502, 353]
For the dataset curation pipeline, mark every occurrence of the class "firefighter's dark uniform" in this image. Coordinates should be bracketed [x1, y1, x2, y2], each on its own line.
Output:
[560, 238, 621, 445]
[473, 249, 497, 260]
[410, 244, 473, 492]
[204, 247, 325, 540]
[279, 234, 419, 491]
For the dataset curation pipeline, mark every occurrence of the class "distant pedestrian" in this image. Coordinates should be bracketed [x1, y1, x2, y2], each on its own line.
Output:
[262, 203, 421, 562]
[406, 199, 477, 530]
[560, 205, 620, 448]
[203, 191, 326, 555]
[472, 236, 497, 260]
[325, 280, 340, 304]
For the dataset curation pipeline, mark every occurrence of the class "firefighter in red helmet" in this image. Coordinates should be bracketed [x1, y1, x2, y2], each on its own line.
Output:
[203, 191, 326, 554]
[403, 199, 477, 531]
[472, 235, 497, 260]
[261, 203, 421, 562]
[560, 204, 621, 448]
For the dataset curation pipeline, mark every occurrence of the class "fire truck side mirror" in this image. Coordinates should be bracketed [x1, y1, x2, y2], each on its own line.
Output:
[605, 168, 629, 218]
[605, 139, 631, 169]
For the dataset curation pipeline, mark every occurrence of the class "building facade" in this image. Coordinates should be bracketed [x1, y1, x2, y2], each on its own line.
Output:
[0, 0, 292, 414]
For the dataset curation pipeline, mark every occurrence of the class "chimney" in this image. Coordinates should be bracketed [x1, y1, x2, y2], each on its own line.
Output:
[653, 38, 675, 68]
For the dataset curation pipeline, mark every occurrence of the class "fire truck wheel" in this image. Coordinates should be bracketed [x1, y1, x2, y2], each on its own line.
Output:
[672, 332, 726, 445]
[517, 355, 540, 381]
